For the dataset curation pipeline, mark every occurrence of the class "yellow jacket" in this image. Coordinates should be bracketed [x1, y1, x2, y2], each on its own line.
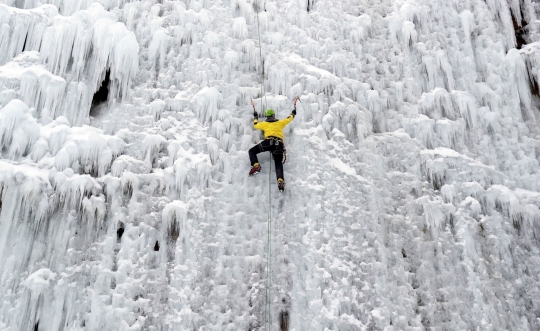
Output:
[254, 115, 294, 140]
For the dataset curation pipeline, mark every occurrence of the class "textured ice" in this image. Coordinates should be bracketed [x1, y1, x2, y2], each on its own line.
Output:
[1, 0, 540, 330]
[0, 3, 139, 126]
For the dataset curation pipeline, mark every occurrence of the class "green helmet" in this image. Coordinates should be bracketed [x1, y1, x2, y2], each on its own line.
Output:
[265, 109, 275, 117]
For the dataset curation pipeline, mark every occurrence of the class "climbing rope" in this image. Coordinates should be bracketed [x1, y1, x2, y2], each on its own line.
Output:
[254, 0, 272, 329]
[255, 0, 268, 112]
[265, 158, 272, 331]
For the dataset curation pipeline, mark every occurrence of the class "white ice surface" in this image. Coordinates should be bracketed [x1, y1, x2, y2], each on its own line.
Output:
[1, 0, 540, 330]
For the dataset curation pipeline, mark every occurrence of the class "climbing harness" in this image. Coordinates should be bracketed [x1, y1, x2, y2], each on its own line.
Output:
[268, 137, 287, 165]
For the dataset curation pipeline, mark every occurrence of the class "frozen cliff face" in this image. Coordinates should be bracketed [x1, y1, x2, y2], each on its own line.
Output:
[1, 0, 540, 330]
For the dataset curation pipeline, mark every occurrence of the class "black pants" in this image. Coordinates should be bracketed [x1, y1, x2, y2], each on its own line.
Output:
[249, 138, 285, 180]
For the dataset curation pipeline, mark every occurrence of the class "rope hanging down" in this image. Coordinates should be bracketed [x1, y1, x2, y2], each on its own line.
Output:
[254, 0, 272, 330]
[255, 0, 268, 112]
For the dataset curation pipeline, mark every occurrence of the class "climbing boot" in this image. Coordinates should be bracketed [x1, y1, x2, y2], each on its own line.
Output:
[277, 178, 285, 192]
[249, 163, 261, 176]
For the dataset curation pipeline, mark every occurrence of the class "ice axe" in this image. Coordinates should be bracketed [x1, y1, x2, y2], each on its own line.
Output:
[251, 99, 258, 118]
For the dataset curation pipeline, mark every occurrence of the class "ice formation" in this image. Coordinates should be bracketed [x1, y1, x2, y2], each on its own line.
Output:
[1, 0, 540, 330]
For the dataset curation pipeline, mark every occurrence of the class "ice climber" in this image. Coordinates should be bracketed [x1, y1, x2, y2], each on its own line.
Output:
[248, 97, 299, 192]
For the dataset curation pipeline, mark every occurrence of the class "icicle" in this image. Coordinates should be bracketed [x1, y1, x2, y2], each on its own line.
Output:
[197, 9, 214, 30]
[142, 134, 166, 167]
[305, 75, 320, 94]
[507, 0, 523, 24]
[111, 155, 148, 177]
[349, 23, 367, 45]
[353, 104, 372, 142]
[484, 0, 516, 49]
[150, 99, 166, 121]
[148, 29, 170, 70]
[505, 49, 532, 114]
[321, 112, 334, 136]
[204, 31, 220, 48]
[232, 17, 247, 39]
[63, 82, 91, 126]
[298, 94, 315, 121]
[53, 173, 102, 211]
[173, 148, 212, 197]
[46, 119, 71, 155]
[211, 120, 226, 139]
[520, 43, 540, 81]
[59, 0, 94, 16]
[386, 13, 403, 43]
[192, 87, 222, 125]
[52, 128, 125, 177]
[224, 50, 240, 70]
[0, 5, 58, 65]
[30, 137, 49, 162]
[451, 91, 477, 130]
[419, 87, 454, 120]
[0, 89, 17, 109]
[81, 195, 105, 225]
[440, 184, 455, 203]
[123, 2, 142, 29]
[459, 10, 475, 42]
[161, 200, 189, 262]
[300, 40, 320, 60]
[232, 0, 255, 22]
[0, 52, 92, 123]
[39, 14, 89, 78]
[112, 31, 139, 101]
[480, 185, 540, 239]
[120, 171, 139, 197]
[0, 99, 40, 159]
[402, 21, 417, 46]
[367, 90, 385, 132]
[486, 185, 521, 218]
[460, 181, 484, 199]
[395, 82, 404, 104]
[289, 82, 303, 100]
[416, 195, 455, 231]
[405, 115, 435, 149]
[434, 119, 463, 149]
[270, 32, 284, 49]
[460, 196, 482, 219]
[207, 137, 220, 165]
[90, 14, 140, 104]
[436, 50, 455, 91]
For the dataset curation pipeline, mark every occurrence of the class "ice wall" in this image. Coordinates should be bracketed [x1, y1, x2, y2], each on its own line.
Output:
[1, 0, 540, 330]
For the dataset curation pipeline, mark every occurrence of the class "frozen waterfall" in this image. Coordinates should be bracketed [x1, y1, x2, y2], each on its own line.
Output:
[1, 0, 540, 330]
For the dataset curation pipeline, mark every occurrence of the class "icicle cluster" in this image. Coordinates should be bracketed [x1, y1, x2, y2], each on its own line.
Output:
[0, 3, 139, 125]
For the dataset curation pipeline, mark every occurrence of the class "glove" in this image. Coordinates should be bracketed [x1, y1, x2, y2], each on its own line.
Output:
[254, 111, 258, 118]
[292, 109, 296, 116]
